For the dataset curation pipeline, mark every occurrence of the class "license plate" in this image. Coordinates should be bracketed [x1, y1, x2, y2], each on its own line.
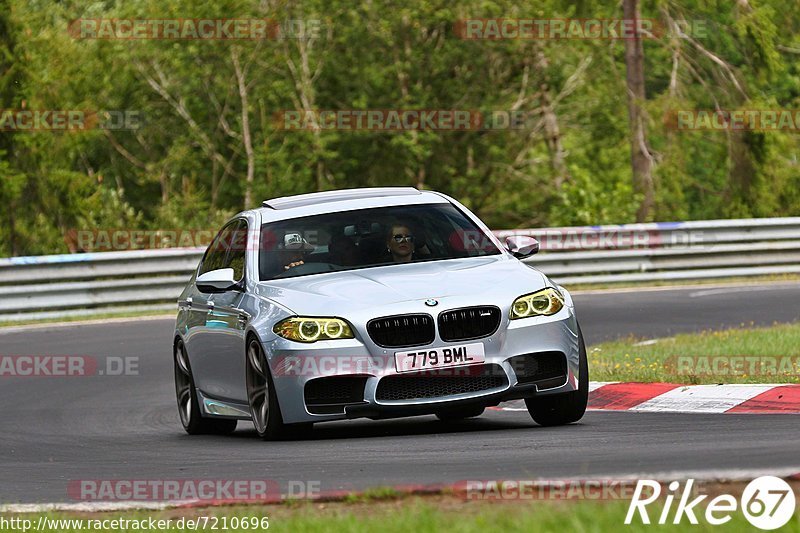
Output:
[394, 343, 485, 373]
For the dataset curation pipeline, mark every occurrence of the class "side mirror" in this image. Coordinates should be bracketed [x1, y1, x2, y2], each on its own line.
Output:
[196, 268, 239, 293]
[505, 236, 540, 259]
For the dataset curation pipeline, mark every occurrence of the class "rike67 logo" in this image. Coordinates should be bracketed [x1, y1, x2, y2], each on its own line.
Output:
[625, 476, 796, 530]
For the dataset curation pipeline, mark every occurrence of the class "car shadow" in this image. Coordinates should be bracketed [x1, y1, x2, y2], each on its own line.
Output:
[226, 413, 557, 442]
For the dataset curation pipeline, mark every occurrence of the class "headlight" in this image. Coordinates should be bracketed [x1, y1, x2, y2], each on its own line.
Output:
[510, 288, 565, 319]
[273, 317, 354, 343]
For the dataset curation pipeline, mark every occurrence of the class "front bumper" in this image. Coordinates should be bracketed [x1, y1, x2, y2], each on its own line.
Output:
[344, 382, 542, 419]
[265, 307, 581, 424]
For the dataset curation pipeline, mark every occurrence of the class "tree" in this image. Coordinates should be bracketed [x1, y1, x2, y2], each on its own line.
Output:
[622, 0, 655, 222]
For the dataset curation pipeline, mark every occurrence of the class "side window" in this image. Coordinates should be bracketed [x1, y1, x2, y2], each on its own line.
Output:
[225, 219, 247, 282]
[198, 221, 237, 277]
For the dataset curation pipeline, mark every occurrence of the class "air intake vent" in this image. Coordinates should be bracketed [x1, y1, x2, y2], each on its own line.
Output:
[367, 314, 435, 348]
[508, 352, 568, 389]
[304, 376, 368, 415]
[438, 306, 501, 342]
[376, 364, 507, 401]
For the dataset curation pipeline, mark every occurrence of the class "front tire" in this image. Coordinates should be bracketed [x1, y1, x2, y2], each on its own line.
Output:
[525, 325, 589, 426]
[174, 340, 237, 435]
[246, 337, 311, 440]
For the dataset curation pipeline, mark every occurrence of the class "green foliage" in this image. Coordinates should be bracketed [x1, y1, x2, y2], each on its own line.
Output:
[0, 0, 798, 257]
[589, 321, 800, 384]
[21, 498, 800, 533]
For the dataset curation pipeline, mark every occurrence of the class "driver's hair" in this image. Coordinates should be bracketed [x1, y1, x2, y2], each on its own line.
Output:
[385, 221, 413, 242]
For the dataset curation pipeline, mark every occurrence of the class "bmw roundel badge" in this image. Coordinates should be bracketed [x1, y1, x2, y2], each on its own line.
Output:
[424, 298, 438, 307]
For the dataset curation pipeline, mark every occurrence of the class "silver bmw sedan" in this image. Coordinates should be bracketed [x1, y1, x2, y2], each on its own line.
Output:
[173, 187, 587, 440]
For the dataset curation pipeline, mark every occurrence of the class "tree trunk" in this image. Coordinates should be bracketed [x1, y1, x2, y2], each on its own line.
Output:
[7, 201, 16, 255]
[534, 46, 570, 189]
[728, 131, 755, 204]
[0, 0, 19, 255]
[232, 49, 255, 209]
[623, 0, 655, 222]
[285, 34, 327, 191]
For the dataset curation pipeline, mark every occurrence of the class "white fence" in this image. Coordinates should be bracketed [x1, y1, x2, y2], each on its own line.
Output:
[1, 217, 798, 321]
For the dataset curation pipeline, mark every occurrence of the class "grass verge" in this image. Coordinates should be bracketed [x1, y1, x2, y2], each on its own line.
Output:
[588, 321, 800, 384]
[8, 494, 800, 532]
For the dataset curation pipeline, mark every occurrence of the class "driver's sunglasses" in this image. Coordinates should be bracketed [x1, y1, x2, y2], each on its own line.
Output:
[392, 234, 414, 243]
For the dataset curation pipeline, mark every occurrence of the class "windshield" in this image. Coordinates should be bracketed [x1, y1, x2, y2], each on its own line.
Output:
[259, 203, 500, 280]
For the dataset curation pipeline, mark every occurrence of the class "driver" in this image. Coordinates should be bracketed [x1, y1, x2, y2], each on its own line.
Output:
[386, 223, 416, 263]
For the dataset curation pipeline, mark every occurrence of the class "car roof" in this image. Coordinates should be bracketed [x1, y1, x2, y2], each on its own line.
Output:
[255, 187, 450, 223]
[262, 187, 421, 209]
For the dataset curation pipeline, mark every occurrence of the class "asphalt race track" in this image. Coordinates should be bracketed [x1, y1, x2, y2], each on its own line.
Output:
[2, 282, 799, 503]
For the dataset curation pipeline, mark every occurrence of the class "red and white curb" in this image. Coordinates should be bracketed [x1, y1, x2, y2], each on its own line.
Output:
[496, 382, 800, 414]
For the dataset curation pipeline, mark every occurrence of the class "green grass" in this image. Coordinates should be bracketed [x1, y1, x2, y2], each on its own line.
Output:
[342, 485, 403, 503]
[8, 498, 799, 532]
[588, 322, 800, 384]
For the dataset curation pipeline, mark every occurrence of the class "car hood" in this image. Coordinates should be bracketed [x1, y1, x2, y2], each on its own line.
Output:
[253, 255, 550, 315]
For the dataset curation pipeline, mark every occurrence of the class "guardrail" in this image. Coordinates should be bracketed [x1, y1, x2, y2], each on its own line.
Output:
[1, 217, 798, 322]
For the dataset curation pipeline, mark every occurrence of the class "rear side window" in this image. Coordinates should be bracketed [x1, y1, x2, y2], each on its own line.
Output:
[226, 219, 247, 281]
[198, 219, 248, 282]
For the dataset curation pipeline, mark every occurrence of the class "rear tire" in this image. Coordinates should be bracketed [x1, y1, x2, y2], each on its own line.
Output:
[525, 325, 589, 427]
[174, 339, 237, 435]
[435, 405, 485, 422]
